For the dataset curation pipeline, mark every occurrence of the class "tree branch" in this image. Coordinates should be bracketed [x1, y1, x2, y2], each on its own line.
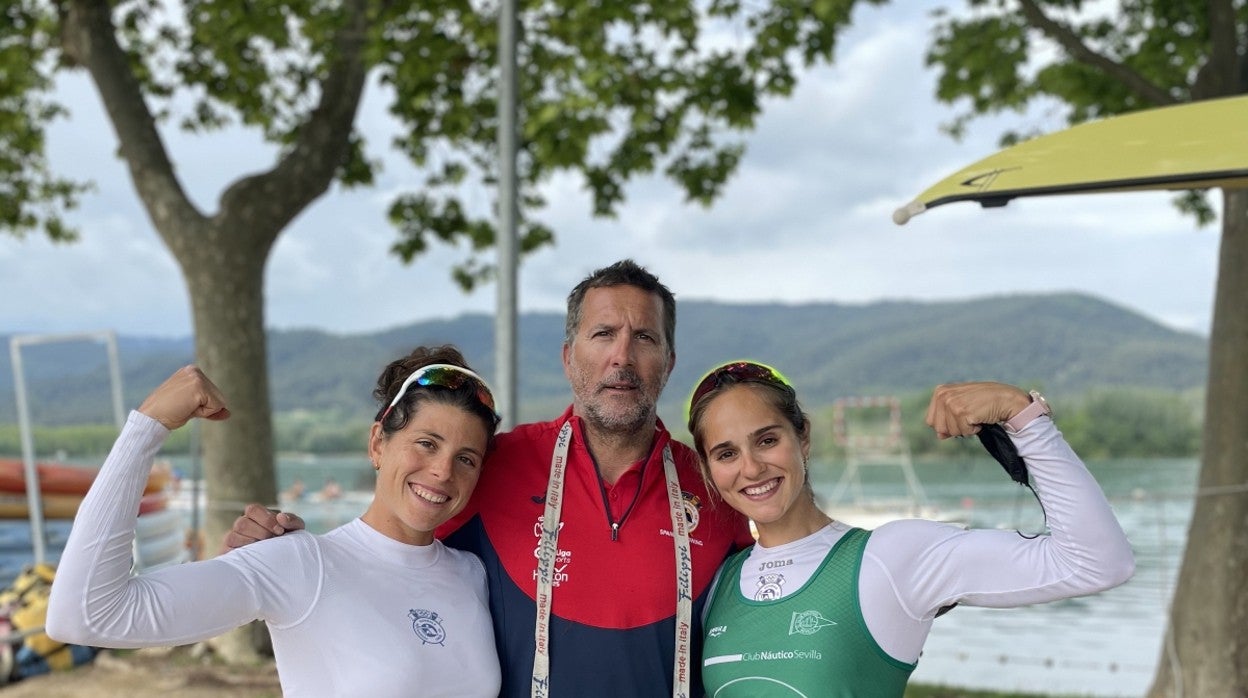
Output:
[1015, 0, 1176, 106]
[59, 2, 204, 248]
[216, 0, 371, 241]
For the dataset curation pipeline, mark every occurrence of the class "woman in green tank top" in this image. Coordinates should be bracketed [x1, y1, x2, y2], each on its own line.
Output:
[684, 361, 1133, 698]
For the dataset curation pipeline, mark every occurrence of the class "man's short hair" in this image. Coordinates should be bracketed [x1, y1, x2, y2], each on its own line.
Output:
[565, 259, 677, 350]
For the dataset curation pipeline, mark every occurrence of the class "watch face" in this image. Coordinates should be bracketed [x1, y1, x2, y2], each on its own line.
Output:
[1029, 390, 1052, 416]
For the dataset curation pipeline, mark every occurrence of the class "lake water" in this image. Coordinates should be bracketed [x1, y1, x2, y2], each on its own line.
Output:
[2, 453, 1196, 697]
[813, 456, 1198, 697]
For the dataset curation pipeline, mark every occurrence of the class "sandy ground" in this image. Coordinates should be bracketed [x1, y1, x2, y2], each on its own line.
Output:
[0, 647, 1046, 698]
[0, 645, 280, 697]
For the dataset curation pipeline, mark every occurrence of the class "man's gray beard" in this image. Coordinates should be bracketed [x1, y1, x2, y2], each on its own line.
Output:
[572, 366, 669, 438]
[582, 398, 653, 437]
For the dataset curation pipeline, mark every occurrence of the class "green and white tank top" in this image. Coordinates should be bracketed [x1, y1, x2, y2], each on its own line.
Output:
[701, 527, 915, 698]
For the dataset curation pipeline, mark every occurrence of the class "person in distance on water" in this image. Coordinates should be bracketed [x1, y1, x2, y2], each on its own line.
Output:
[687, 361, 1135, 697]
[47, 346, 502, 697]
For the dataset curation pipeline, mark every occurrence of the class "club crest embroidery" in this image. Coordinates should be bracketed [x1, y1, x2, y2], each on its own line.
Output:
[755, 573, 785, 600]
[788, 610, 837, 636]
[409, 609, 446, 646]
[680, 491, 702, 533]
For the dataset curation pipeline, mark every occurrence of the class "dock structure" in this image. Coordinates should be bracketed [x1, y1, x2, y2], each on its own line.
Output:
[826, 396, 934, 528]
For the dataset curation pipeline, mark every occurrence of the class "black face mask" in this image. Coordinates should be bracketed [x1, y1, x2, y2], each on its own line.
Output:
[977, 423, 1045, 539]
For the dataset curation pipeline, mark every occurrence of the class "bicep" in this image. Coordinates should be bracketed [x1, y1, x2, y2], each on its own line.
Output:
[47, 557, 265, 648]
[49, 533, 321, 648]
[871, 521, 1092, 617]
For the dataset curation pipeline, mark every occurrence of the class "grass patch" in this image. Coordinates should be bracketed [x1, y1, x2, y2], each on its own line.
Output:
[906, 684, 1076, 698]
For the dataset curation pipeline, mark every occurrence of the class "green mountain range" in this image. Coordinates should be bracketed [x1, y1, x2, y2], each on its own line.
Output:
[0, 292, 1208, 429]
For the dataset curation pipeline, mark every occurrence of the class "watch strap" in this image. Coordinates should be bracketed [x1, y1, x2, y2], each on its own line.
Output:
[1004, 390, 1051, 433]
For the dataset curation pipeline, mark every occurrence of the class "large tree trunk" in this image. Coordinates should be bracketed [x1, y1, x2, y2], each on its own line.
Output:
[1148, 188, 1248, 696]
[183, 226, 280, 662]
[186, 233, 279, 542]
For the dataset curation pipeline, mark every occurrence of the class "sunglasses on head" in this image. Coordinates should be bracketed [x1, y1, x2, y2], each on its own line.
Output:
[377, 364, 499, 424]
[688, 360, 794, 413]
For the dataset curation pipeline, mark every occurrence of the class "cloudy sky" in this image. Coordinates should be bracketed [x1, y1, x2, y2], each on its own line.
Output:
[0, 2, 1221, 341]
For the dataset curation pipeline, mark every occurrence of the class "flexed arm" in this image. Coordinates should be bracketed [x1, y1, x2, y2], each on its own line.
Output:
[859, 382, 1134, 663]
[875, 383, 1134, 616]
[46, 367, 312, 647]
[137, 365, 231, 430]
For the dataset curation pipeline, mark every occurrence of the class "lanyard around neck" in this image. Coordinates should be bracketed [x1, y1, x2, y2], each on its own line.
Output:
[531, 420, 693, 698]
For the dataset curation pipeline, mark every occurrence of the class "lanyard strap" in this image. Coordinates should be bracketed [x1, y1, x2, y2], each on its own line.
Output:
[532, 422, 571, 698]
[664, 443, 694, 698]
[531, 421, 693, 698]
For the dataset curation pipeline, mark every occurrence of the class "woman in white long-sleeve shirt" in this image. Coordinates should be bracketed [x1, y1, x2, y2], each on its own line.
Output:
[686, 361, 1135, 698]
[47, 345, 503, 697]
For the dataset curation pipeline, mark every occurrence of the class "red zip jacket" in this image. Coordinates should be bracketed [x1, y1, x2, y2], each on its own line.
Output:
[438, 406, 752, 697]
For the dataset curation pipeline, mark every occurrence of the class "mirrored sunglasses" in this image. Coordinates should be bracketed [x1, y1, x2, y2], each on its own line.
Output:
[378, 364, 499, 424]
[688, 360, 793, 413]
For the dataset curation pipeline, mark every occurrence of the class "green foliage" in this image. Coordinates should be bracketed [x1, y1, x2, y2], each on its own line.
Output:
[926, 0, 1248, 225]
[2, 0, 887, 289]
[273, 409, 370, 454]
[0, 2, 91, 241]
[0, 415, 358, 459]
[928, 12, 1033, 136]
[819, 386, 1201, 461]
[905, 684, 1060, 698]
[1054, 387, 1202, 458]
[369, 0, 877, 287]
[0, 423, 133, 458]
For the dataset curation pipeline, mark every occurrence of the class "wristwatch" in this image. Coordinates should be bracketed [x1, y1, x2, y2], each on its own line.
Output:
[1003, 390, 1051, 433]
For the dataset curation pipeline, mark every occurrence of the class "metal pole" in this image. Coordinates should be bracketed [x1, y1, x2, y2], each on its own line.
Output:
[9, 330, 129, 566]
[10, 339, 47, 565]
[495, 0, 520, 430]
[188, 419, 202, 560]
[104, 331, 126, 431]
